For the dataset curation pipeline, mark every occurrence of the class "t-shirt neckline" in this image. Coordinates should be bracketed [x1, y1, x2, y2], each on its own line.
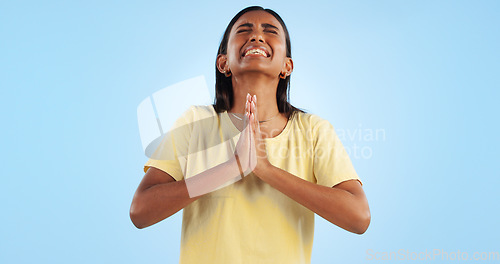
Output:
[222, 111, 293, 141]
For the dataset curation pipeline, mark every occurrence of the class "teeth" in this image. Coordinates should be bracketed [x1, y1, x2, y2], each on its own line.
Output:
[245, 49, 267, 57]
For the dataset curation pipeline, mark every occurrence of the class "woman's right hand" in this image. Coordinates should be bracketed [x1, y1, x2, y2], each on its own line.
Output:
[233, 95, 257, 176]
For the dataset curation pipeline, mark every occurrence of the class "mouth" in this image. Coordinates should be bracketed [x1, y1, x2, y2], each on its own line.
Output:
[242, 46, 271, 58]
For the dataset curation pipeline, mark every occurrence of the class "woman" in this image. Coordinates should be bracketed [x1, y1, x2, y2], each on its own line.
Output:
[130, 6, 370, 264]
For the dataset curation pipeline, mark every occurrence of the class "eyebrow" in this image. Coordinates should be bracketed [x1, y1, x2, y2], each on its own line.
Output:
[236, 23, 279, 30]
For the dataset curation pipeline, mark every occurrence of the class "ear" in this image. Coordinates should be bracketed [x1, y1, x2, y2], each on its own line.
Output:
[281, 57, 294, 77]
[216, 54, 230, 74]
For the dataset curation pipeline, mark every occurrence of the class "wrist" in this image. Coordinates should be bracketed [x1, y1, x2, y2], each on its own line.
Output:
[253, 160, 273, 179]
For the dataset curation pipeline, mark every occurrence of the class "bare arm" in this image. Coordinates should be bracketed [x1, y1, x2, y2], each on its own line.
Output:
[130, 154, 248, 229]
[246, 95, 370, 234]
[129, 167, 195, 229]
[255, 164, 371, 234]
[130, 115, 257, 229]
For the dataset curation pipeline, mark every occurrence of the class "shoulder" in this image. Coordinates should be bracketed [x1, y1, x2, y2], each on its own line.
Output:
[290, 111, 338, 147]
[292, 111, 335, 131]
[191, 104, 216, 113]
[179, 105, 217, 120]
[184, 105, 216, 115]
[173, 105, 217, 128]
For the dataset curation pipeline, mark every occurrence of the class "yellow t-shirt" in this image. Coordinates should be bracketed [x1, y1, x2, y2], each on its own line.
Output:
[144, 105, 361, 264]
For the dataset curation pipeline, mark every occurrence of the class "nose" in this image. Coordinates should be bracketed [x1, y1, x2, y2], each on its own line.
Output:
[250, 33, 265, 43]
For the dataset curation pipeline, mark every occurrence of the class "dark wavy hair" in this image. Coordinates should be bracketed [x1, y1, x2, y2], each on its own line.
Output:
[213, 6, 303, 119]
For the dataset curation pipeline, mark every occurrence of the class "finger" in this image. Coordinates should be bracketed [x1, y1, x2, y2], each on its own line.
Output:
[249, 112, 254, 133]
[240, 111, 253, 174]
[246, 94, 252, 128]
[248, 94, 253, 110]
[251, 102, 258, 131]
[251, 95, 259, 126]
[252, 95, 258, 116]
[247, 97, 252, 124]
[236, 123, 251, 170]
[246, 93, 252, 114]
[244, 101, 249, 128]
[249, 126, 257, 171]
[248, 115, 253, 171]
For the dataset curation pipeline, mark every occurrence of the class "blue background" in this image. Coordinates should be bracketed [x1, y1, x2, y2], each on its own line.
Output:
[1, 0, 498, 263]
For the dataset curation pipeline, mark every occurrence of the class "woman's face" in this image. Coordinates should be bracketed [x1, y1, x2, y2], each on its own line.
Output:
[219, 10, 292, 79]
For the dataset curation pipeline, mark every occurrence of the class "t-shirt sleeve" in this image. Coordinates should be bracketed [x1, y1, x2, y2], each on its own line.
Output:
[143, 107, 194, 181]
[312, 116, 362, 187]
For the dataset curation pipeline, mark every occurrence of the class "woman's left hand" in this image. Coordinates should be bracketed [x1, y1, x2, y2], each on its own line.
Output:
[245, 94, 272, 177]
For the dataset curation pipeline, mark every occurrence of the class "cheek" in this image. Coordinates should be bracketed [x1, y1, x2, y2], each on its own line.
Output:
[226, 51, 240, 66]
[269, 39, 287, 58]
[272, 48, 288, 64]
[226, 41, 242, 63]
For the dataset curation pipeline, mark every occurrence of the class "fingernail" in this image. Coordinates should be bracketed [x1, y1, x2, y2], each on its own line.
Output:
[253, 95, 257, 101]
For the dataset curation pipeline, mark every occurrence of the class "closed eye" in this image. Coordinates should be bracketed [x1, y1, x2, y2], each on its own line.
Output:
[265, 30, 278, 34]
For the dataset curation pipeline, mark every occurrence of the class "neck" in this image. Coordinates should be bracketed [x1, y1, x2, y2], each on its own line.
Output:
[229, 73, 281, 120]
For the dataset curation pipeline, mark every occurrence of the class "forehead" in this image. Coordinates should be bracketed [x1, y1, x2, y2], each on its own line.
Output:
[233, 10, 283, 31]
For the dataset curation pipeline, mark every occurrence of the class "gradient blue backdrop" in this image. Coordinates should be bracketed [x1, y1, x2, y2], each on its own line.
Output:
[1, 0, 498, 263]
